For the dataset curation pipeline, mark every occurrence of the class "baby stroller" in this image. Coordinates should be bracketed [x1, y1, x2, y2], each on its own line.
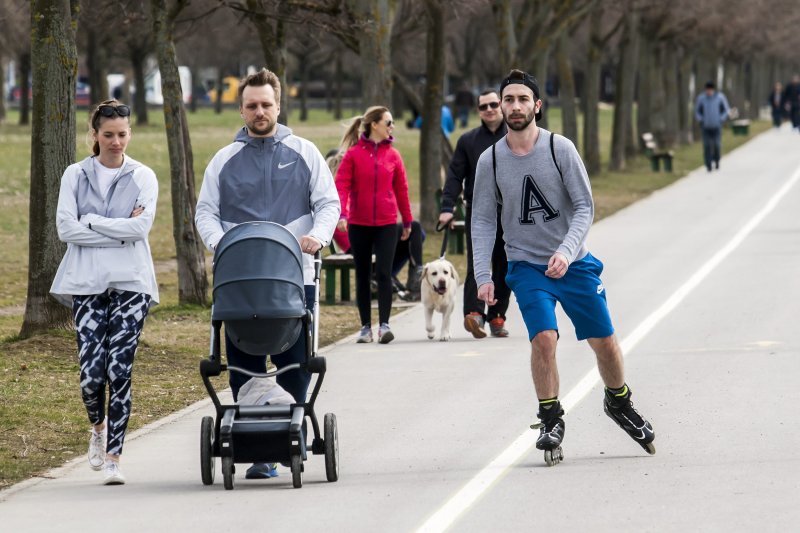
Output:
[199, 221, 339, 490]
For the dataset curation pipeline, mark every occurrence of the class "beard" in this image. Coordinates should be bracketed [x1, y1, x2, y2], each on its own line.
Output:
[504, 109, 535, 131]
[246, 118, 276, 136]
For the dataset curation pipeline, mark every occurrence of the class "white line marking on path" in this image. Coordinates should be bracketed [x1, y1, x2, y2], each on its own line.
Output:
[416, 165, 800, 533]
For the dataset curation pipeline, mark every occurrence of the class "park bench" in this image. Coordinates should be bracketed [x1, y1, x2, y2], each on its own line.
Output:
[640, 132, 674, 172]
[731, 119, 750, 135]
[321, 244, 377, 305]
[435, 188, 466, 255]
[321, 244, 354, 305]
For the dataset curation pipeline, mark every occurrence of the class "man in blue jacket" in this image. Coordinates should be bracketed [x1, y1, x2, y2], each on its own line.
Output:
[694, 81, 730, 171]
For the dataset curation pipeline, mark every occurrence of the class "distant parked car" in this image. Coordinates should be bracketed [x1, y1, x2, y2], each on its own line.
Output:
[76, 81, 90, 107]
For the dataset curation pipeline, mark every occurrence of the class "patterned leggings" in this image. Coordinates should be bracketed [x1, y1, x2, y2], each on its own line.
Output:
[73, 290, 151, 456]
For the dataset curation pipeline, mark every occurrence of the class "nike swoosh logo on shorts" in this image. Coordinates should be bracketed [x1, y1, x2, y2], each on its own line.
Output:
[278, 161, 296, 169]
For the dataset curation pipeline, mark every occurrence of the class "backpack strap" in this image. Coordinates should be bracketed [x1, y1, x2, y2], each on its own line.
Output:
[550, 131, 563, 183]
[492, 142, 503, 205]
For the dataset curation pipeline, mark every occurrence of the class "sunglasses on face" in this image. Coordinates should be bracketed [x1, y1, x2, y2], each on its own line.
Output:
[478, 101, 500, 111]
[98, 104, 131, 118]
[384, 119, 394, 127]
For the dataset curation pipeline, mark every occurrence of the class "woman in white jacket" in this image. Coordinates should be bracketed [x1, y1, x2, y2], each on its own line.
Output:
[50, 100, 158, 485]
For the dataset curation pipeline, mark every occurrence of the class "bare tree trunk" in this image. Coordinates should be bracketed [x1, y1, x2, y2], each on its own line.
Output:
[636, 34, 653, 139]
[583, 10, 602, 175]
[20, 0, 79, 338]
[246, 0, 289, 124]
[130, 45, 149, 125]
[353, 0, 393, 106]
[18, 51, 31, 125]
[86, 29, 109, 106]
[419, 0, 445, 231]
[214, 67, 223, 114]
[556, 33, 577, 145]
[299, 52, 309, 122]
[662, 43, 679, 148]
[491, 0, 516, 73]
[677, 47, 693, 144]
[151, 0, 208, 306]
[609, 8, 638, 171]
[533, 52, 550, 130]
[747, 58, 762, 121]
[334, 52, 343, 120]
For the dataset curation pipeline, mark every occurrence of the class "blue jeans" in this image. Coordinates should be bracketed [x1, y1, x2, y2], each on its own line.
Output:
[701, 127, 721, 170]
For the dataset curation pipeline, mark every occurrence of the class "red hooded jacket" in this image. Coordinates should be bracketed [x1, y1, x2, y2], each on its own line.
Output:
[335, 135, 413, 228]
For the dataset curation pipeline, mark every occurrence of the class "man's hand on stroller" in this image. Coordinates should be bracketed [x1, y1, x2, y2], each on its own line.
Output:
[300, 235, 322, 255]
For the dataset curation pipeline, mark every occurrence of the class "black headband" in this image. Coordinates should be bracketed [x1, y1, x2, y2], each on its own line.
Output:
[499, 72, 540, 99]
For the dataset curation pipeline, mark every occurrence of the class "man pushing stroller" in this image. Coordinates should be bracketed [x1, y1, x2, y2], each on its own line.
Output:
[195, 68, 340, 479]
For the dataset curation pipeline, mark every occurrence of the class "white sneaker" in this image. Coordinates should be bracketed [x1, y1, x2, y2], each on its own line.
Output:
[102, 461, 126, 485]
[88, 424, 107, 471]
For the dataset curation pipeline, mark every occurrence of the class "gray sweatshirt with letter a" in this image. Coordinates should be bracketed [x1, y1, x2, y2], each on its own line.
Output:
[471, 129, 593, 288]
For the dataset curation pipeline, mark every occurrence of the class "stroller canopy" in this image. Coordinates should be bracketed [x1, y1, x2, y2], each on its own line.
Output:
[212, 222, 306, 355]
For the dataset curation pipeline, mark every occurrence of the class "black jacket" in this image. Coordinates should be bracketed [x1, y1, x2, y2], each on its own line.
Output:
[441, 121, 507, 212]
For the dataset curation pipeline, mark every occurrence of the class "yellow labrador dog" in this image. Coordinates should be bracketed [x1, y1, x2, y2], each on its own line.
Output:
[421, 258, 460, 341]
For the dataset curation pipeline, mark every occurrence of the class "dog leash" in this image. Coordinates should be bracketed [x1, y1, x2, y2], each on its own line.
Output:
[435, 221, 450, 260]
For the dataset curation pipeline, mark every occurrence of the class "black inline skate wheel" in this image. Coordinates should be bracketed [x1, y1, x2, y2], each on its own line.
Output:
[324, 413, 339, 482]
[643, 442, 656, 455]
[222, 456, 234, 490]
[291, 454, 303, 488]
[200, 416, 215, 485]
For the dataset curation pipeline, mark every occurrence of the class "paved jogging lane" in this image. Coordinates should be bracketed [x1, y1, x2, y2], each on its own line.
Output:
[2, 126, 800, 532]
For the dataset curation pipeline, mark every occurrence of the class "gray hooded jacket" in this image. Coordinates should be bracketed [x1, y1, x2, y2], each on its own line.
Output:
[50, 155, 159, 306]
[195, 124, 340, 284]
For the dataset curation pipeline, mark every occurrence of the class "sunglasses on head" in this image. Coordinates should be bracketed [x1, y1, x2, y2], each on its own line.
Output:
[98, 104, 131, 118]
[478, 101, 500, 111]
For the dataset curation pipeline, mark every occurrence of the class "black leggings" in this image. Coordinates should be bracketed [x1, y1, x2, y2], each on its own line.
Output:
[349, 223, 398, 326]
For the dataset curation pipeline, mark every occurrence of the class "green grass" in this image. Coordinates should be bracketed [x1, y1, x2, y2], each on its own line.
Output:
[0, 104, 770, 489]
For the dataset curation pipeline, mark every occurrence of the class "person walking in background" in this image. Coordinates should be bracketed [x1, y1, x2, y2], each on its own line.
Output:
[50, 100, 159, 485]
[334, 106, 414, 344]
[783, 75, 800, 132]
[471, 70, 655, 465]
[413, 104, 456, 138]
[694, 81, 730, 171]
[195, 68, 339, 480]
[439, 89, 510, 339]
[768, 81, 785, 128]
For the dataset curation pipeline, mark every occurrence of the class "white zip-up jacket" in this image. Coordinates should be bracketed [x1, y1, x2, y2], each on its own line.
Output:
[50, 155, 159, 307]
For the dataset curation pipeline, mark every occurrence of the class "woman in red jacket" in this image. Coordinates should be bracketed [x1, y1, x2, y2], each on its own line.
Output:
[335, 106, 414, 344]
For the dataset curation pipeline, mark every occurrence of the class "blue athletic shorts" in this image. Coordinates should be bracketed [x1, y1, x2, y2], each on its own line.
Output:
[505, 253, 614, 341]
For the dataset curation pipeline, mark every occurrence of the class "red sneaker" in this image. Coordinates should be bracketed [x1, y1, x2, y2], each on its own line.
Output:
[489, 318, 509, 338]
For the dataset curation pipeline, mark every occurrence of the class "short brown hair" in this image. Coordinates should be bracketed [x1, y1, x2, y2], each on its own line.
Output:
[238, 68, 281, 105]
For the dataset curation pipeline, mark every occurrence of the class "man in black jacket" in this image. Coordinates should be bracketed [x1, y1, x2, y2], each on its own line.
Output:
[439, 89, 511, 339]
[784, 75, 800, 132]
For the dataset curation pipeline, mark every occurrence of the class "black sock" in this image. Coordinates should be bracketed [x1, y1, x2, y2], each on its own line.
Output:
[606, 384, 629, 398]
[538, 397, 562, 419]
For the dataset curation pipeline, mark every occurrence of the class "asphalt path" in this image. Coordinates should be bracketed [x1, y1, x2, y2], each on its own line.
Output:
[2, 126, 799, 532]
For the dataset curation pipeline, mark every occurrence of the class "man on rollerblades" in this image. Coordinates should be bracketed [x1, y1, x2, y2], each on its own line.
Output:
[471, 69, 655, 466]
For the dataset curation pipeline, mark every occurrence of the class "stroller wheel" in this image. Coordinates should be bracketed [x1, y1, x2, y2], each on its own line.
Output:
[200, 416, 215, 485]
[324, 413, 339, 482]
[290, 455, 303, 489]
[222, 456, 234, 490]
